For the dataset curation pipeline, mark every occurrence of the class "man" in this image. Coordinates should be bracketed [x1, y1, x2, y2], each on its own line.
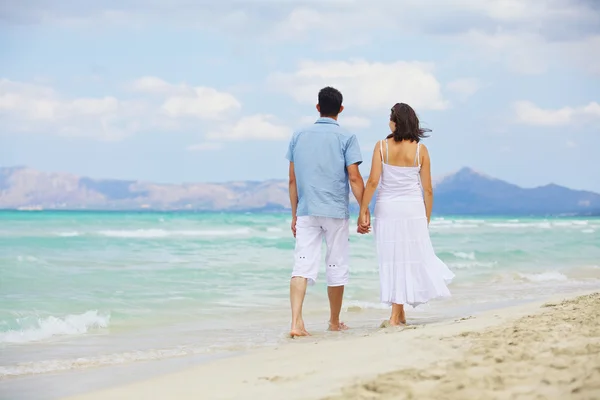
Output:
[286, 86, 368, 338]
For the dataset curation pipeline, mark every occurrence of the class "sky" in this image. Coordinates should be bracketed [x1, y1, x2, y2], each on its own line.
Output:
[1, 0, 599, 192]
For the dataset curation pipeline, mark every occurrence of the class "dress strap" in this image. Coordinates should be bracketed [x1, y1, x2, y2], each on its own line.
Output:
[379, 140, 384, 164]
[385, 139, 389, 164]
[414, 142, 421, 167]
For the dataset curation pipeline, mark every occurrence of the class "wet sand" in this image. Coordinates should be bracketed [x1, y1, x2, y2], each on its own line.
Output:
[63, 292, 600, 400]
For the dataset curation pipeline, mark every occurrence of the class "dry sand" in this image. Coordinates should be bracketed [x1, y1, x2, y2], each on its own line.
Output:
[64, 292, 600, 400]
[326, 293, 600, 400]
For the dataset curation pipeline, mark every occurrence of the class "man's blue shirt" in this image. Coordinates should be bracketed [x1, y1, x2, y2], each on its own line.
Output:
[286, 117, 362, 219]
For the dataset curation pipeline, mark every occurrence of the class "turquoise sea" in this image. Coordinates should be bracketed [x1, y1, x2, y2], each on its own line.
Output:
[1, 211, 600, 380]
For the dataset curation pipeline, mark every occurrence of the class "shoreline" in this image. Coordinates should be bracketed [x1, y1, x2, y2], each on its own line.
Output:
[56, 289, 600, 400]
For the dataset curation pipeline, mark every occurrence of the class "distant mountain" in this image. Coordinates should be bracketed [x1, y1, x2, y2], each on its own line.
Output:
[1, 166, 599, 216]
[433, 168, 600, 216]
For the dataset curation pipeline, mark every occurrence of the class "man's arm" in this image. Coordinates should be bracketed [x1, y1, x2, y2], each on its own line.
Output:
[289, 162, 298, 237]
[348, 163, 369, 234]
[343, 134, 368, 233]
[347, 163, 365, 206]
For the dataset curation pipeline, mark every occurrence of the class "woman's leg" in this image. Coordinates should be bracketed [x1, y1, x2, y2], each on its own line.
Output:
[390, 303, 406, 325]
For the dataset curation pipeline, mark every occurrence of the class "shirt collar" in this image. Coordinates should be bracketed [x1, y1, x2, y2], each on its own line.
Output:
[315, 117, 339, 126]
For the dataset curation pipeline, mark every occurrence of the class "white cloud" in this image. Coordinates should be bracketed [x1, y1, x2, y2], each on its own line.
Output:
[162, 87, 241, 119]
[446, 78, 483, 99]
[270, 60, 447, 112]
[299, 115, 371, 129]
[459, 31, 571, 75]
[0, 77, 243, 140]
[340, 116, 371, 129]
[186, 142, 223, 152]
[3, 1, 598, 76]
[131, 76, 241, 119]
[207, 114, 291, 141]
[514, 101, 600, 126]
[130, 76, 180, 94]
[0, 79, 143, 140]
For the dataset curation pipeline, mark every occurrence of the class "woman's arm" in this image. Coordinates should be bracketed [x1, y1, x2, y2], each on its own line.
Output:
[359, 142, 382, 228]
[419, 145, 433, 224]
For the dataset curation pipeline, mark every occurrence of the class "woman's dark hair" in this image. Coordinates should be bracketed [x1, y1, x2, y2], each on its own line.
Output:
[387, 103, 431, 142]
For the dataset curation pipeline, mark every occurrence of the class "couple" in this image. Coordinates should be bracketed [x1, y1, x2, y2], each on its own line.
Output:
[286, 87, 454, 337]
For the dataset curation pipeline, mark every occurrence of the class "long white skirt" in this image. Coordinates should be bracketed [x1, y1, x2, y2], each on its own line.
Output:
[374, 200, 454, 307]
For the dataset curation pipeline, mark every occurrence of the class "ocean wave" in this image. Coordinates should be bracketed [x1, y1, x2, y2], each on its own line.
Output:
[56, 231, 80, 237]
[489, 222, 552, 229]
[449, 261, 496, 270]
[16, 256, 39, 262]
[343, 300, 390, 311]
[516, 271, 568, 282]
[581, 229, 595, 234]
[430, 224, 480, 230]
[451, 252, 476, 260]
[97, 228, 252, 238]
[0, 311, 110, 344]
[0, 346, 206, 378]
[0, 339, 274, 378]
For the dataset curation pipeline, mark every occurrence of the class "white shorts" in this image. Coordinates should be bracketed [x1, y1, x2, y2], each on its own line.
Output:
[292, 216, 350, 287]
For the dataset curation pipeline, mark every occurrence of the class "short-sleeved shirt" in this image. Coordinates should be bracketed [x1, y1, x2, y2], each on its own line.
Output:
[286, 117, 363, 219]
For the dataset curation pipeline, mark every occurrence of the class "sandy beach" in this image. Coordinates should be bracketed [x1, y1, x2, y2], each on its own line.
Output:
[60, 291, 600, 400]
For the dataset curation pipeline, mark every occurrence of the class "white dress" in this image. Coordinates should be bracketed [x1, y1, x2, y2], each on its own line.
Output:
[374, 139, 454, 307]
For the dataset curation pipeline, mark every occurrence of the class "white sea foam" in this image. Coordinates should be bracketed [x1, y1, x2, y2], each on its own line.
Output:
[553, 220, 589, 227]
[57, 231, 80, 237]
[570, 220, 588, 226]
[266, 227, 283, 233]
[490, 222, 552, 229]
[0, 311, 110, 344]
[0, 346, 205, 377]
[516, 271, 568, 282]
[449, 261, 496, 270]
[16, 256, 39, 262]
[452, 251, 476, 260]
[429, 219, 453, 226]
[430, 223, 479, 230]
[97, 228, 252, 238]
[581, 229, 595, 234]
[343, 300, 390, 311]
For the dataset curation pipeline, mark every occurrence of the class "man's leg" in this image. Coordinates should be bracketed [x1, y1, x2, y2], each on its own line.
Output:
[327, 285, 345, 330]
[323, 218, 350, 331]
[290, 216, 322, 337]
[290, 277, 308, 336]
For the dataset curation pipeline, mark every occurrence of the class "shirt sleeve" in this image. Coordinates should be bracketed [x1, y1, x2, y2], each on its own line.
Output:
[285, 135, 295, 162]
[344, 134, 363, 166]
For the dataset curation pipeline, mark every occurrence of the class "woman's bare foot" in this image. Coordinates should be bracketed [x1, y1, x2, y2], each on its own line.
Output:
[390, 303, 406, 326]
[399, 309, 407, 325]
[289, 328, 310, 338]
[389, 319, 406, 327]
[290, 320, 310, 338]
[328, 321, 349, 331]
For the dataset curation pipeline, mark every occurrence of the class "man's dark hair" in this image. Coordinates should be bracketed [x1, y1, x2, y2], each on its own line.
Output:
[318, 87, 343, 117]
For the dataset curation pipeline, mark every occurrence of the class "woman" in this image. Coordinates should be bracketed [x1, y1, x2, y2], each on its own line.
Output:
[359, 103, 454, 326]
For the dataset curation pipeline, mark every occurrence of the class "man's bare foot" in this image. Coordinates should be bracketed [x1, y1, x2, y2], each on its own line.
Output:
[389, 319, 406, 327]
[328, 321, 349, 331]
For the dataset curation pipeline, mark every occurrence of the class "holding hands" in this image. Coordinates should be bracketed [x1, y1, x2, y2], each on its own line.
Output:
[357, 208, 371, 234]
